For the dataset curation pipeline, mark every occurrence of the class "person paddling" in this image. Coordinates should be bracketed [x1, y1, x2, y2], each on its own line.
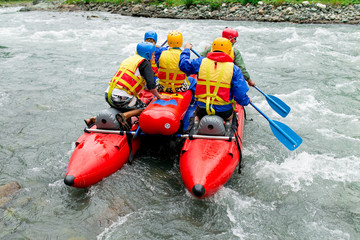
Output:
[179, 37, 251, 124]
[85, 42, 169, 129]
[156, 30, 196, 93]
[200, 27, 256, 87]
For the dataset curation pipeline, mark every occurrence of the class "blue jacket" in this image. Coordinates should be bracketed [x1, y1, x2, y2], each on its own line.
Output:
[179, 48, 250, 112]
[155, 46, 168, 63]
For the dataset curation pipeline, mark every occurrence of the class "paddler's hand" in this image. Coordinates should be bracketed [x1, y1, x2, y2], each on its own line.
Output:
[159, 95, 171, 100]
[247, 79, 256, 87]
[184, 43, 193, 50]
[150, 89, 170, 100]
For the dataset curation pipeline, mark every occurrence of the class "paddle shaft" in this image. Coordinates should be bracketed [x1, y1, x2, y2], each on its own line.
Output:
[161, 40, 201, 57]
[190, 49, 201, 58]
[253, 86, 267, 97]
[161, 40, 167, 47]
[160, 40, 200, 58]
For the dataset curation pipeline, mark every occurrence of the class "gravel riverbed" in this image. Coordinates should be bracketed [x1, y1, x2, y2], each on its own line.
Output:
[8, 1, 360, 24]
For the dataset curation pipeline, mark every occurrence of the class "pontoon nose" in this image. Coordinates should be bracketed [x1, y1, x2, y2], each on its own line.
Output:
[192, 184, 205, 197]
[64, 175, 75, 186]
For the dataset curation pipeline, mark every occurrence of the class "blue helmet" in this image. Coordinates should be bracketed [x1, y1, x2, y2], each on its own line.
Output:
[136, 42, 156, 60]
[144, 31, 158, 44]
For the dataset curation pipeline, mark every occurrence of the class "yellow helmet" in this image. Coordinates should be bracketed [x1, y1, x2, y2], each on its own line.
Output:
[167, 30, 183, 48]
[212, 37, 232, 56]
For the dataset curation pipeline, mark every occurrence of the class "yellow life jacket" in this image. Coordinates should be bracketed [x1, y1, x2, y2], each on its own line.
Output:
[210, 46, 235, 60]
[195, 58, 234, 115]
[157, 48, 189, 92]
[107, 54, 146, 102]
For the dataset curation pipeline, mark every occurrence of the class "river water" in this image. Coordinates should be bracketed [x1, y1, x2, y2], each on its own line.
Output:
[0, 7, 359, 239]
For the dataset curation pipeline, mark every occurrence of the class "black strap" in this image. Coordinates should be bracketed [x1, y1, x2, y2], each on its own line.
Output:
[234, 130, 243, 174]
[189, 130, 195, 140]
[188, 116, 196, 140]
[227, 112, 238, 142]
[243, 106, 253, 121]
[126, 133, 133, 165]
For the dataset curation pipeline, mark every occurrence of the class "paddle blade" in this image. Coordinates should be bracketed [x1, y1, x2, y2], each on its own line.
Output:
[266, 95, 291, 118]
[269, 120, 302, 151]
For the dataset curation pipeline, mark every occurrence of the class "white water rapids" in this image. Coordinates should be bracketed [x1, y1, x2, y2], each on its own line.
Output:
[0, 7, 359, 239]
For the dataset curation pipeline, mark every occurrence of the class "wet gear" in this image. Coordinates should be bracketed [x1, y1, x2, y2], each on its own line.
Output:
[107, 54, 147, 101]
[179, 48, 250, 113]
[105, 92, 147, 112]
[144, 31, 157, 44]
[136, 42, 156, 60]
[197, 115, 226, 136]
[195, 105, 234, 121]
[157, 48, 189, 93]
[195, 55, 234, 115]
[95, 108, 122, 130]
[167, 30, 183, 48]
[212, 37, 232, 56]
[84, 117, 96, 128]
[222, 27, 239, 42]
[116, 112, 131, 131]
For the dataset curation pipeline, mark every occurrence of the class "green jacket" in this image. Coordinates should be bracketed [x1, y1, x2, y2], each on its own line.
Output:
[200, 46, 251, 81]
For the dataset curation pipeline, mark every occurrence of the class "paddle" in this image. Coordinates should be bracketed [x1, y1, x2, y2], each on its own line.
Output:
[161, 40, 167, 47]
[253, 86, 290, 118]
[190, 49, 201, 58]
[250, 102, 302, 151]
[161, 40, 200, 57]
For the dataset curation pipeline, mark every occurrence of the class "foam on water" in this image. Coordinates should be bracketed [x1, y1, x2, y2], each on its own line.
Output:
[0, 25, 28, 38]
[0, 6, 22, 13]
[261, 152, 359, 190]
[31, 29, 79, 42]
[317, 128, 360, 142]
[96, 212, 136, 240]
[336, 80, 360, 88]
[286, 88, 357, 120]
[305, 222, 350, 240]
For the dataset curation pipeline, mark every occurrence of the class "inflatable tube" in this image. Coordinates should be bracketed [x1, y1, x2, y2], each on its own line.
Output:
[138, 90, 193, 135]
[179, 105, 245, 198]
[64, 124, 141, 188]
[64, 90, 154, 188]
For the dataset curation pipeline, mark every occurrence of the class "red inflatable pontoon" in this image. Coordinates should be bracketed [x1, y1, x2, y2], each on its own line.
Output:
[138, 90, 193, 135]
[179, 105, 245, 198]
[64, 124, 141, 188]
[64, 90, 154, 188]
[64, 90, 194, 188]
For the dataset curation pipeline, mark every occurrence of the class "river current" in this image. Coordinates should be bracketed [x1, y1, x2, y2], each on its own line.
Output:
[0, 7, 359, 240]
